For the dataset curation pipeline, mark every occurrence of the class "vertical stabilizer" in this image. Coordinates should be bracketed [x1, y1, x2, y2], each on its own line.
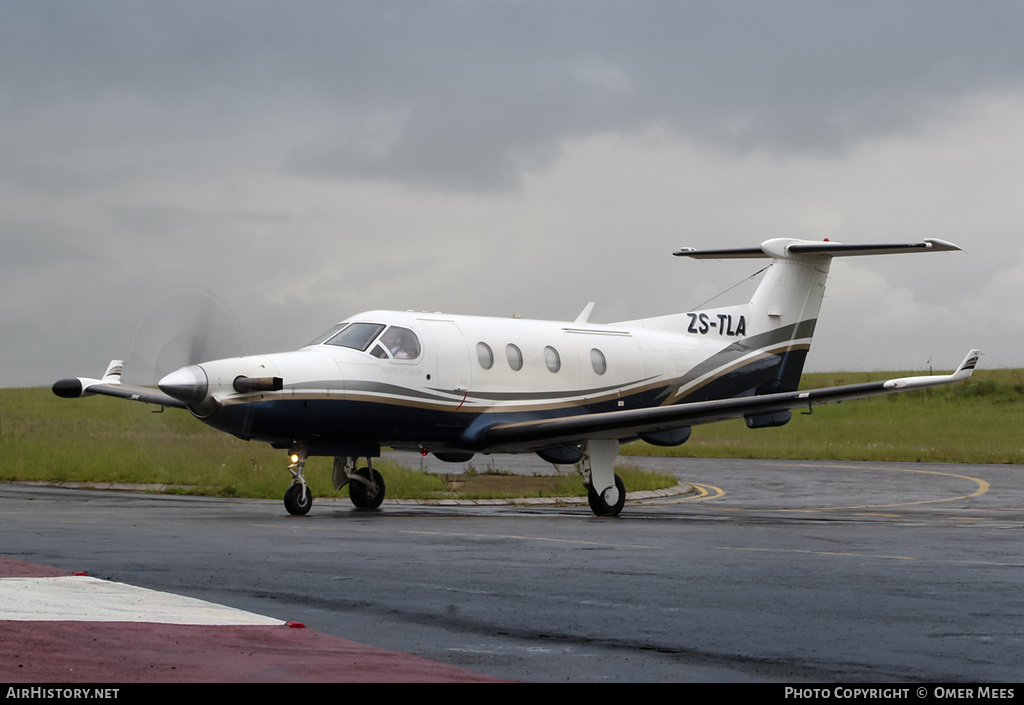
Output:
[624, 238, 961, 408]
[671, 238, 961, 393]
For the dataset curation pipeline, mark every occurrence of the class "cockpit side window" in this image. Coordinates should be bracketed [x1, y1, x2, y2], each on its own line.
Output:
[324, 322, 386, 351]
[379, 326, 421, 360]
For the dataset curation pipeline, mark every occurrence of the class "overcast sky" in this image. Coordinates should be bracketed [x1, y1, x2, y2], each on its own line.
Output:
[4, 1, 1024, 387]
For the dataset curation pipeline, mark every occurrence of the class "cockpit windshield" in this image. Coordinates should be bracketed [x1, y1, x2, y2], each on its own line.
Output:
[307, 321, 422, 359]
[322, 322, 387, 351]
[305, 323, 349, 347]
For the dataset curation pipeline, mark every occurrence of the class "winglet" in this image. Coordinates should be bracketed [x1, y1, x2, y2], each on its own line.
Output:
[951, 349, 981, 381]
[101, 360, 124, 384]
[883, 350, 980, 391]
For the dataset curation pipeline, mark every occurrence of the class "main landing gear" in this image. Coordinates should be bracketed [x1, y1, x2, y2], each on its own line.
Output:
[282, 447, 387, 516]
[580, 438, 626, 517]
[588, 475, 626, 516]
[333, 456, 386, 510]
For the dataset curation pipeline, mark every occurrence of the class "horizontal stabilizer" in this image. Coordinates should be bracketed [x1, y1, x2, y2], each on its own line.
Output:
[675, 238, 962, 260]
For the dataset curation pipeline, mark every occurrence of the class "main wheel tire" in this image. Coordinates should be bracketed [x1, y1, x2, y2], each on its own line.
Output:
[587, 474, 625, 517]
[349, 467, 386, 509]
[284, 484, 313, 516]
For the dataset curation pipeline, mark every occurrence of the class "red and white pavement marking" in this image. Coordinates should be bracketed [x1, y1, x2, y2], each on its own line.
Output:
[0, 557, 505, 683]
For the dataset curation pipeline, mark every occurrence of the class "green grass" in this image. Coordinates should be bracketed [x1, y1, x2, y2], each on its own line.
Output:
[1, 368, 1019, 501]
[0, 388, 447, 499]
[0, 388, 675, 499]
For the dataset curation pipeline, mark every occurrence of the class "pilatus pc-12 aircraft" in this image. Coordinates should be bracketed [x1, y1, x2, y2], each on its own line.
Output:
[54, 238, 979, 516]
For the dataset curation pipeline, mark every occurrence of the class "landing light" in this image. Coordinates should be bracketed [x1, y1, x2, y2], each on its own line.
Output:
[290, 453, 300, 464]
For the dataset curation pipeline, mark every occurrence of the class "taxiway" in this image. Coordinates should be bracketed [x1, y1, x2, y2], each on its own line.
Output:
[2, 457, 1022, 682]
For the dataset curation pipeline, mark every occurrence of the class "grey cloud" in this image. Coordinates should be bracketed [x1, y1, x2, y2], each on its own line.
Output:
[3, 1, 1024, 386]
[6, 3, 1024, 193]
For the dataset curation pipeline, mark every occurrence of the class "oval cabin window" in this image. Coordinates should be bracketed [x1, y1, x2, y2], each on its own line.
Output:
[506, 343, 523, 371]
[544, 346, 561, 373]
[590, 348, 607, 375]
[477, 342, 494, 370]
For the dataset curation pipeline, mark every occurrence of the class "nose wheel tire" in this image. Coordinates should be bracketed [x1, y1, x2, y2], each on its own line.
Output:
[284, 484, 313, 516]
[350, 467, 386, 509]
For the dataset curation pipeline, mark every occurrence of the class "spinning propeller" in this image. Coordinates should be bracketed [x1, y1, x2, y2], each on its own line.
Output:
[123, 288, 247, 388]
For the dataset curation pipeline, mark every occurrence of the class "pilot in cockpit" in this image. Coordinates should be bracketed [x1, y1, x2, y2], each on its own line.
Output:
[380, 327, 419, 359]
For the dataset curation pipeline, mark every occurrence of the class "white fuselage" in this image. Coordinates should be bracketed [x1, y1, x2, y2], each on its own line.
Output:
[192, 307, 791, 456]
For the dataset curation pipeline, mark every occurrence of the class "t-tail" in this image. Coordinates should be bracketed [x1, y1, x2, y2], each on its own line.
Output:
[626, 238, 962, 423]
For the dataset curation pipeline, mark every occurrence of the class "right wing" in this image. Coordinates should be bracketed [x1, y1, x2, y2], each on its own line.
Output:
[466, 350, 980, 453]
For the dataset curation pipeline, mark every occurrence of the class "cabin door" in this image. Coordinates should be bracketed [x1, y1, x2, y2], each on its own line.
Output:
[416, 319, 472, 403]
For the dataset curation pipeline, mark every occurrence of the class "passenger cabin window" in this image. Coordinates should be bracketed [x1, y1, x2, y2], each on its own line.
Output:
[591, 348, 607, 375]
[477, 342, 494, 370]
[544, 346, 561, 373]
[506, 343, 523, 371]
[324, 322, 386, 352]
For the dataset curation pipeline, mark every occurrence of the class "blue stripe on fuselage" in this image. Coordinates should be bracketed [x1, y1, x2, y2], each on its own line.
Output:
[201, 350, 803, 454]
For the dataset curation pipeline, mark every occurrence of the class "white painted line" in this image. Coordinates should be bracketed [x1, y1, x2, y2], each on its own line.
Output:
[0, 576, 284, 626]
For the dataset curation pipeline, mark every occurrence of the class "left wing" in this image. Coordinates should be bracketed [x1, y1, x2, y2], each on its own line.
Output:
[52, 360, 188, 409]
[468, 350, 980, 453]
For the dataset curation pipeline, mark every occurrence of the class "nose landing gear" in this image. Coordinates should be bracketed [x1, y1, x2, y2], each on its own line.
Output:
[284, 448, 313, 516]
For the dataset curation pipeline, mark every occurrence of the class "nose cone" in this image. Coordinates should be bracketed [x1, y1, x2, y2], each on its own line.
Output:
[158, 365, 209, 405]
